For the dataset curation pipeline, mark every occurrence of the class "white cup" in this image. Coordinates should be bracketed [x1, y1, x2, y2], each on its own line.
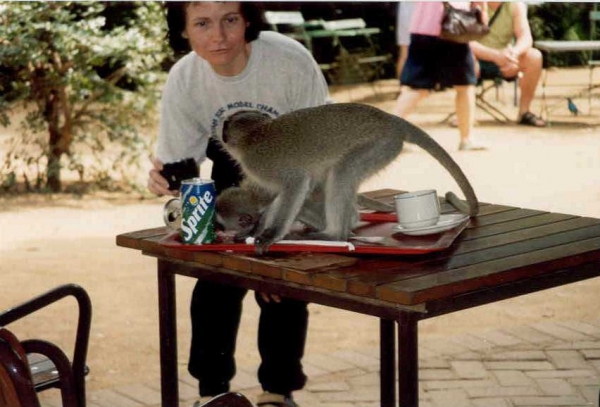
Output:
[394, 189, 441, 229]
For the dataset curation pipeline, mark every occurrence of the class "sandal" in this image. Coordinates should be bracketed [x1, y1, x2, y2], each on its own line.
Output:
[257, 392, 299, 407]
[518, 111, 546, 127]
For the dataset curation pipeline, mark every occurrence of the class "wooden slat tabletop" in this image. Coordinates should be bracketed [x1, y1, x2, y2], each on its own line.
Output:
[116, 190, 600, 309]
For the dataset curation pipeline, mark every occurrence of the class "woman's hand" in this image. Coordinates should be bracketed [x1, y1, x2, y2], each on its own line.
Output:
[493, 46, 519, 78]
[259, 292, 282, 303]
[148, 157, 178, 197]
[494, 47, 518, 68]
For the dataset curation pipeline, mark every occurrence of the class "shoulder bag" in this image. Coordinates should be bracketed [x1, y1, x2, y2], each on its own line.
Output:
[440, 2, 490, 43]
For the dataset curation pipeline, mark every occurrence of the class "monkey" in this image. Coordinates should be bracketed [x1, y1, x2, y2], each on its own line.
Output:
[218, 103, 479, 254]
[215, 179, 395, 241]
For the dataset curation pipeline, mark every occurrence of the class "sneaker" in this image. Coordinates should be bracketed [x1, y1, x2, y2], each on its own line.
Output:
[192, 395, 217, 407]
[256, 391, 299, 407]
[458, 140, 487, 151]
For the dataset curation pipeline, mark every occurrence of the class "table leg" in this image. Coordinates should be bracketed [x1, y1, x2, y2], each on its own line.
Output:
[397, 313, 418, 407]
[380, 319, 396, 407]
[158, 260, 179, 407]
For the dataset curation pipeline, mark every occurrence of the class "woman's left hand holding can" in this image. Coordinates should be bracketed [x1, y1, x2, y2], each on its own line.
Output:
[148, 156, 178, 197]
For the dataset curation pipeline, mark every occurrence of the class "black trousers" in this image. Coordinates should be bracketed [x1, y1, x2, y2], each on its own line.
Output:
[188, 280, 309, 397]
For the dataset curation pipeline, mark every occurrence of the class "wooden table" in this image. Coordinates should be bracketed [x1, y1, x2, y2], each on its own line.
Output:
[116, 189, 600, 407]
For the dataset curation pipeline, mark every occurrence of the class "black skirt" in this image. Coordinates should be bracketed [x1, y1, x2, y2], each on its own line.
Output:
[400, 34, 476, 91]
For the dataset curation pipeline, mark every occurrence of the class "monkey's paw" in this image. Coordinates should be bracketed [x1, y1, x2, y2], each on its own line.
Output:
[254, 228, 279, 255]
[233, 230, 253, 243]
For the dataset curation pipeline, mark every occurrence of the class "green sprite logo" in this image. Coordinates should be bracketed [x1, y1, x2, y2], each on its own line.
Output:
[181, 190, 215, 243]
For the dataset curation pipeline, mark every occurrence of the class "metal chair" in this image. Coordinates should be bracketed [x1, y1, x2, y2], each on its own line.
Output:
[588, 5, 600, 111]
[475, 73, 519, 123]
[0, 284, 92, 407]
[319, 17, 392, 85]
[201, 393, 254, 407]
[441, 74, 518, 125]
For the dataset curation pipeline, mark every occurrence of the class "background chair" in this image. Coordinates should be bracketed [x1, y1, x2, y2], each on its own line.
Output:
[263, 11, 392, 88]
[588, 4, 600, 111]
[476, 73, 519, 123]
[441, 74, 518, 125]
[319, 18, 392, 86]
[0, 284, 92, 407]
[263, 11, 338, 82]
[201, 393, 254, 407]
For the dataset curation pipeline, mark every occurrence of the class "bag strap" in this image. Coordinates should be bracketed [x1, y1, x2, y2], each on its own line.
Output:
[487, 3, 504, 28]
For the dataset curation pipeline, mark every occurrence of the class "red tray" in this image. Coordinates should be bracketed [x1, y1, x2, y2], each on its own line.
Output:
[159, 212, 468, 255]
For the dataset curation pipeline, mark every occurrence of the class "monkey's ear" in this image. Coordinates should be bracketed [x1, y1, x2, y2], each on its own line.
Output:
[238, 213, 255, 228]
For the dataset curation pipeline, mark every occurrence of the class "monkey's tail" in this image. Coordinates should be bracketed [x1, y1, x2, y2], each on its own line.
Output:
[402, 120, 479, 216]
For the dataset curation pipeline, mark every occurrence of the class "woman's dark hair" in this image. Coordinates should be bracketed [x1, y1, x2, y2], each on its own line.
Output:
[165, 2, 264, 55]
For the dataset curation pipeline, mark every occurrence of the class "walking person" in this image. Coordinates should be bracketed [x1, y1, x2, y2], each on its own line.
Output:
[395, 2, 486, 151]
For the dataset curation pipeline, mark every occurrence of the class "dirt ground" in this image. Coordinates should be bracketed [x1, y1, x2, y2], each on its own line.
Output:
[1, 67, 599, 391]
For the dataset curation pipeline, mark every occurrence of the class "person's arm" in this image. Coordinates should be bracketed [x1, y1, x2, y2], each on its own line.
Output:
[472, 1, 488, 24]
[471, 41, 502, 63]
[149, 66, 209, 196]
[470, 41, 518, 68]
[510, 2, 533, 57]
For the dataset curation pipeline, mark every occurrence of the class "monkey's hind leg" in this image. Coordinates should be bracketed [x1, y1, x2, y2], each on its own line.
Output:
[322, 137, 403, 241]
[254, 173, 312, 254]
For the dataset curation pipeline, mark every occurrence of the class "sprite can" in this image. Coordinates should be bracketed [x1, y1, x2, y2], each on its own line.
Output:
[180, 178, 216, 244]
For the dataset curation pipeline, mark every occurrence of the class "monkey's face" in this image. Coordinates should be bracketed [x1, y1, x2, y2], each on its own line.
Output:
[215, 187, 262, 234]
[221, 110, 271, 144]
[215, 211, 257, 234]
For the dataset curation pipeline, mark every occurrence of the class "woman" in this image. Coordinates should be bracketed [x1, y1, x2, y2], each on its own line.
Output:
[394, 2, 485, 151]
[147, 3, 329, 407]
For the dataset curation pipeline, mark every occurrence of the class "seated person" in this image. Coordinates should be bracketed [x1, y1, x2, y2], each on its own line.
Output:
[470, 2, 546, 127]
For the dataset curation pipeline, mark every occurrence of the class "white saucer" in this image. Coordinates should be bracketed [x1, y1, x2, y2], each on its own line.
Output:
[393, 214, 469, 236]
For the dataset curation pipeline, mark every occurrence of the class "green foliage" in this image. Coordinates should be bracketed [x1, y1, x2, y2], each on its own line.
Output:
[529, 3, 596, 67]
[0, 1, 170, 193]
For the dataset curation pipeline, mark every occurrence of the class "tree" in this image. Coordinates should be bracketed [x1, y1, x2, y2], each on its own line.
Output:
[528, 3, 592, 67]
[0, 2, 168, 192]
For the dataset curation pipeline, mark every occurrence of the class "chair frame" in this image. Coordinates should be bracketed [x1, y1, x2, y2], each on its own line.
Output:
[589, 7, 600, 112]
[201, 393, 254, 407]
[263, 10, 392, 87]
[0, 284, 92, 407]
[0, 328, 41, 407]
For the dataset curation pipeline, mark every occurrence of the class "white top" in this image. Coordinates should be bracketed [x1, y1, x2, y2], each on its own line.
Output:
[156, 31, 330, 164]
[396, 2, 415, 46]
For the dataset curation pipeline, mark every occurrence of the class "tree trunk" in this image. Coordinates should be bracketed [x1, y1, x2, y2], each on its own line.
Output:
[46, 92, 63, 192]
[46, 145, 62, 192]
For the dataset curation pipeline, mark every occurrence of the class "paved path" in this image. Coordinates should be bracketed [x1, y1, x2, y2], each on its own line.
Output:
[39, 318, 600, 407]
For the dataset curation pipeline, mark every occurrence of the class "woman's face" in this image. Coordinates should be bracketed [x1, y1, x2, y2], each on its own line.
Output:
[183, 2, 249, 76]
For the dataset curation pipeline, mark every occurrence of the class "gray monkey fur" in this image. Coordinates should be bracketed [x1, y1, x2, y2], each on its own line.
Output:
[219, 103, 479, 254]
[215, 180, 394, 240]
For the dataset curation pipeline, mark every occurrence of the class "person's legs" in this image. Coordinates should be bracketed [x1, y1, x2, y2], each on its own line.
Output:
[517, 47, 544, 120]
[188, 280, 247, 397]
[455, 85, 475, 143]
[256, 293, 309, 398]
[455, 85, 485, 150]
[395, 34, 436, 118]
[394, 86, 429, 118]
